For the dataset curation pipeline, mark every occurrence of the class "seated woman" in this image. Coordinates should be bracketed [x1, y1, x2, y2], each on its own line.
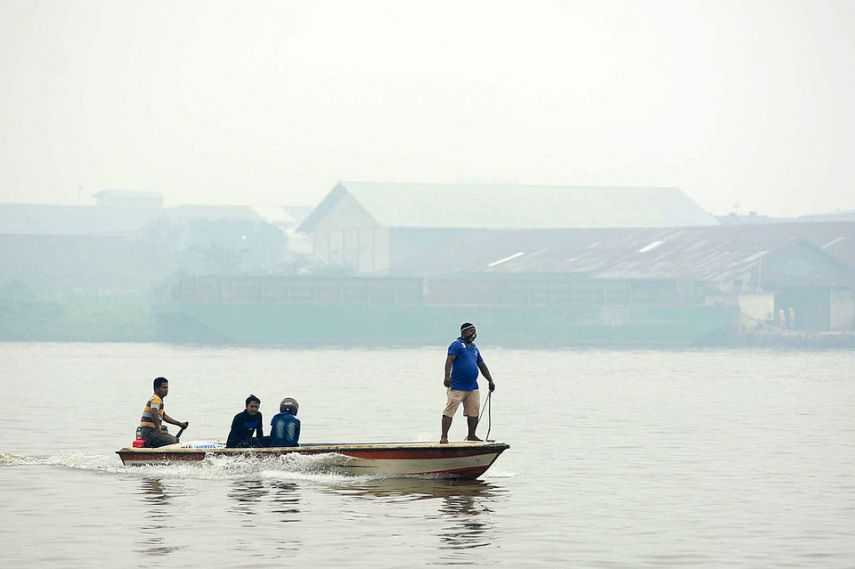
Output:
[270, 398, 301, 447]
[226, 394, 269, 448]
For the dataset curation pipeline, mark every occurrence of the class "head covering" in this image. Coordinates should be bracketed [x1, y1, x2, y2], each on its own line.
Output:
[280, 397, 299, 414]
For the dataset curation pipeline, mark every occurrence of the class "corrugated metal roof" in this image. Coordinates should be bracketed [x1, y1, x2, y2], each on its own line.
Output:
[389, 224, 855, 284]
[484, 233, 847, 283]
[299, 181, 718, 231]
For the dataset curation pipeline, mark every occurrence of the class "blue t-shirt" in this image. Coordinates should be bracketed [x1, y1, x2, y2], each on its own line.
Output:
[270, 412, 301, 447]
[448, 337, 483, 391]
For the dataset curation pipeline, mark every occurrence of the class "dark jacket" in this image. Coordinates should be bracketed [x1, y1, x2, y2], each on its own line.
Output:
[227, 410, 264, 448]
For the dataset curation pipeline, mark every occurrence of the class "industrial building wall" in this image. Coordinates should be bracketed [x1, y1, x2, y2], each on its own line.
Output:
[739, 292, 776, 326]
[762, 242, 851, 288]
[310, 192, 389, 272]
[424, 276, 687, 307]
[829, 289, 855, 331]
[705, 291, 775, 328]
[776, 287, 831, 331]
[172, 275, 424, 305]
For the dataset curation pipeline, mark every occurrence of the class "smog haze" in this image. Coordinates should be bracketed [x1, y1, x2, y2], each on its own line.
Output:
[2, 0, 855, 216]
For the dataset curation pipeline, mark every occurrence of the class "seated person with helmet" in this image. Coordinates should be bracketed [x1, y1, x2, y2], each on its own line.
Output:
[226, 394, 269, 448]
[270, 398, 301, 447]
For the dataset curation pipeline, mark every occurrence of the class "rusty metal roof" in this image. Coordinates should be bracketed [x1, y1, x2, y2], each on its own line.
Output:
[390, 222, 855, 284]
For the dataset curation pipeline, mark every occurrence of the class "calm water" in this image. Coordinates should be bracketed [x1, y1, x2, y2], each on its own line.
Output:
[1, 342, 854, 568]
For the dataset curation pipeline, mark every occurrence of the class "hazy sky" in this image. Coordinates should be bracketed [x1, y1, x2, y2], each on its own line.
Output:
[1, 0, 854, 216]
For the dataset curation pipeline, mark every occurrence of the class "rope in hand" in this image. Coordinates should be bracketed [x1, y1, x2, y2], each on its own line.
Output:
[477, 390, 493, 441]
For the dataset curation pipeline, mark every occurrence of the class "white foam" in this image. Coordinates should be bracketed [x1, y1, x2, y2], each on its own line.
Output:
[0, 452, 37, 466]
[3, 447, 509, 484]
[1, 449, 386, 483]
[116, 452, 361, 481]
[44, 449, 121, 473]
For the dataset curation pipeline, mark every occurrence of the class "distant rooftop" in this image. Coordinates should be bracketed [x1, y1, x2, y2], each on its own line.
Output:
[93, 190, 164, 208]
[718, 210, 855, 225]
[389, 221, 855, 280]
[299, 181, 718, 231]
[0, 202, 261, 236]
[798, 210, 855, 223]
[92, 190, 164, 199]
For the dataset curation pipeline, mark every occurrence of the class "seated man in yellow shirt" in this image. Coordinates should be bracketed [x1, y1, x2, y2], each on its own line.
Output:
[140, 377, 189, 447]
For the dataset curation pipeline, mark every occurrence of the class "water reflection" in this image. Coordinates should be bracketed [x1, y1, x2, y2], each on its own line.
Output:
[268, 480, 301, 523]
[134, 478, 182, 556]
[225, 479, 304, 553]
[331, 478, 503, 501]
[226, 479, 303, 524]
[227, 479, 269, 518]
[436, 486, 495, 550]
[330, 478, 506, 553]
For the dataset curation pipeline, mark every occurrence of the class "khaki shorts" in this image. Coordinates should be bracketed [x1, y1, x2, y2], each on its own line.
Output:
[443, 389, 480, 418]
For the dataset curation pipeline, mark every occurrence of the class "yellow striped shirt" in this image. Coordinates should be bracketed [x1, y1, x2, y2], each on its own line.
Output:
[140, 394, 164, 429]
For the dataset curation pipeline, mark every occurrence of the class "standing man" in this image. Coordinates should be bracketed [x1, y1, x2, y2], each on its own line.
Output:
[140, 377, 189, 448]
[440, 322, 495, 444]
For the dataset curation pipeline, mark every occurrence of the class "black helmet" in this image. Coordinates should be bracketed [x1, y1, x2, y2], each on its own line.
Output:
[280, 397, 299, 415]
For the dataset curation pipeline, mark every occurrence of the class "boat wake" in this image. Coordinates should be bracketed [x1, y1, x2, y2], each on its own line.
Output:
[2, 449, 379, 483]
[0, 452, 37, 465]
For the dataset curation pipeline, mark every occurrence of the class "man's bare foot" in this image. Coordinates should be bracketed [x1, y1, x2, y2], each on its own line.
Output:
[465, 435, 483, 442]
[439, 437, 448, 444]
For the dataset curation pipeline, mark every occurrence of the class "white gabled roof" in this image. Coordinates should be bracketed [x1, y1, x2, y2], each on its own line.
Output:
[299, 181, 717, 231]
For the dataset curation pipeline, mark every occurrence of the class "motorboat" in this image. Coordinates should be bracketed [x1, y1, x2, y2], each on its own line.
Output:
[116, 440, 510, 479]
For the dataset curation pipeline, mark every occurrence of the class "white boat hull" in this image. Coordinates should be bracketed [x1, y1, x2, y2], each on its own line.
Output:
[117, 441, 510, 479]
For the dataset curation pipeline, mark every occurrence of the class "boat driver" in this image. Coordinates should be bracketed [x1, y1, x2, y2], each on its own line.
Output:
[139, 377, 189, 447]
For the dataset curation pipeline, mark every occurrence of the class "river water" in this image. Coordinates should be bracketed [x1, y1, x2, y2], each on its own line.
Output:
[1, 342, 853, 568]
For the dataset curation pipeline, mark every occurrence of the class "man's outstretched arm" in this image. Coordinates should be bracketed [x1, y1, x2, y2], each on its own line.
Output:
[163, 413, 188, 429]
